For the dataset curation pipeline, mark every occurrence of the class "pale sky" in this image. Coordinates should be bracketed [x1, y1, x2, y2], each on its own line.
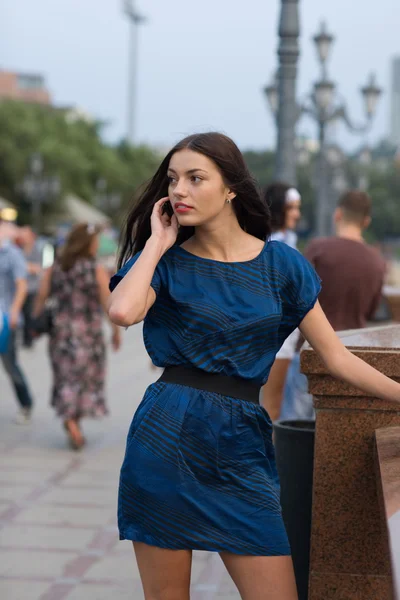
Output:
[2, 0, 399, 151]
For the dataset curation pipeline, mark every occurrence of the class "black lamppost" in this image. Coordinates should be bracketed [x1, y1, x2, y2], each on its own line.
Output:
[264, 21, 382, 236]
[20, 154, 60, 233]
[263, 0, 300, 185]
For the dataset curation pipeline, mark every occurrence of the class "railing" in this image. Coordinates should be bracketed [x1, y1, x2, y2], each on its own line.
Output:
[375, 427, 400, 600]
[302, 324, 400, 600]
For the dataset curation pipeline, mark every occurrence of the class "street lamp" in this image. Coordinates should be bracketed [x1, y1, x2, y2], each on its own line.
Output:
[19, 154, 61, 233]
[122, 0, 147, 146]
[264, 20, 382, 236]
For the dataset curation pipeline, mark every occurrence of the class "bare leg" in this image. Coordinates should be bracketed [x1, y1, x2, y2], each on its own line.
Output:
[261, 359, 290, 421]
[64, 419, 85, 450]
[134, 541, 192, 600]
[220, 552, 298, 600]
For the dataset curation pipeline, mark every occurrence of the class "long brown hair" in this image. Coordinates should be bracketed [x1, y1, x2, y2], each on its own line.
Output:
[59, 223, 101, 271]
[118, 132, 272, 268]
[263, 182, 291, 231]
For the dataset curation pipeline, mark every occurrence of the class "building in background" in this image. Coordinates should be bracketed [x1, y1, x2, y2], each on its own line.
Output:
[0, 69, 51, 105]
[390, 57, 400, 146]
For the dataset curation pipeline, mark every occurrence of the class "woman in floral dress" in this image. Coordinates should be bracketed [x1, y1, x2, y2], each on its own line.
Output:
[34, 223, 121, 449]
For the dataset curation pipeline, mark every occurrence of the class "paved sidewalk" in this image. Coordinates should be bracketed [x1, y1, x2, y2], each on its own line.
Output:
[0, 327, 238, 599]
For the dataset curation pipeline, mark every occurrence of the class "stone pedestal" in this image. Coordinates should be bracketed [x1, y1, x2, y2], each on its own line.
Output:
[302, 324, 400, 599]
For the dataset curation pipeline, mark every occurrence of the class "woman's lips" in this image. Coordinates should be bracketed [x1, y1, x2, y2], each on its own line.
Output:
[174, 203, 193, 214]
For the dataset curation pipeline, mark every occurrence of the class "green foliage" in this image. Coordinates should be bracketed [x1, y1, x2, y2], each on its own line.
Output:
[0, 100, 161, 227]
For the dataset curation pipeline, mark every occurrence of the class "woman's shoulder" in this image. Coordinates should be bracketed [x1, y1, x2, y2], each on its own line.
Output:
[265, 241, 320, 290]
[265, 239, 302, 265]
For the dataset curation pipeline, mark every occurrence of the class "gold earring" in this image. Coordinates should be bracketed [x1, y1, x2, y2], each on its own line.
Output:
[226, 198, 231, 204]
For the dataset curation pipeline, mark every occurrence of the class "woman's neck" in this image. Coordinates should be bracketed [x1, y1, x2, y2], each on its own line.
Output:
[185, 220, 262, 262]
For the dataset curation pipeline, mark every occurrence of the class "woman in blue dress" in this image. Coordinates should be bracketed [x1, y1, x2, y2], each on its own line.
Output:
[108, 132, 400, 600]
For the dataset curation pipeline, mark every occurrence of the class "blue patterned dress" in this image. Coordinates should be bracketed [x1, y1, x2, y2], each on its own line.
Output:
[110, 240, 321, 555]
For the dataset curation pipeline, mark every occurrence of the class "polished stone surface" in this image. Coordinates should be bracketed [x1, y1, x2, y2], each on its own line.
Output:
[376, 427, 400, 600]
[304, 324, 400, 600]
[309, 573, 392, 600]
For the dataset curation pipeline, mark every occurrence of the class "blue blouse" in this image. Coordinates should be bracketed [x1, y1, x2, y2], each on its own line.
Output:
[110, 240, 321, 385]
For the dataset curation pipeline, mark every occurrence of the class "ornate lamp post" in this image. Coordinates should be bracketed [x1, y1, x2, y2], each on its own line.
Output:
[20, 154, 60, 233]
[264, 21, 382, 236]
[122, 0, 147, 146]
[266, 0, 301, 185]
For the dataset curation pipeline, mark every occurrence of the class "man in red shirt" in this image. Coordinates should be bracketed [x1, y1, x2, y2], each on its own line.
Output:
[280, 190, 386, 420]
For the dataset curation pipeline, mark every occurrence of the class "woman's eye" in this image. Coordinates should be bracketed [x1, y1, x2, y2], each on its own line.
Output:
[191, 176, 202, 183]
[167, 176, 176, 184]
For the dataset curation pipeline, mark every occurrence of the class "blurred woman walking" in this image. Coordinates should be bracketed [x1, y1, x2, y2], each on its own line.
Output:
[34, 223, 121, 449]
[261, 184, 302, 421]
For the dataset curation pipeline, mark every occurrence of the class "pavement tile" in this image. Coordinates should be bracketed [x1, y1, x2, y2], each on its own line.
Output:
[0, 470, 50, 485]
[37, 487, 117, 507]
[0, 484, 35, 502]
[0, 580, 51, 600]
[14, 504, 114, 527]
[60, 472, 118, 488]
[64, 581, 144, 600]
[83, 552, 140, 581]
[2, 456, 73, 471]
[215, 577, 239, 598]
[0, 549, 76, 577]
[191, 551, 211, 582]
[0, 524, 95, 550]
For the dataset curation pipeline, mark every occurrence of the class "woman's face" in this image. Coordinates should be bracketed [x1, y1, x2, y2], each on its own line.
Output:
[167, 149, 235, 226]
[285, 199, 301, 231]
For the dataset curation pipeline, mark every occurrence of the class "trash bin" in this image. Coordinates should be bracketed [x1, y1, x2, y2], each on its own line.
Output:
[273, 419, 315, 600]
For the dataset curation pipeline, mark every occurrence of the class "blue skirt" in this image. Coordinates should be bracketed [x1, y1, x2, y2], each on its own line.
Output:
[118, 381, 290, 556]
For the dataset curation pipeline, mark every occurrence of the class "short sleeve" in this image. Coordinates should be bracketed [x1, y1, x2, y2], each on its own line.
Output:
[276, 243, 322, 328]
[109, 251, 162, 294]
[10, 246, 27, 280]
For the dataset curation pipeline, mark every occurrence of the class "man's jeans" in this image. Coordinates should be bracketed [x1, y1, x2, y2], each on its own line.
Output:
[1, 331, 33, 409]
[280, 353, 315, 421]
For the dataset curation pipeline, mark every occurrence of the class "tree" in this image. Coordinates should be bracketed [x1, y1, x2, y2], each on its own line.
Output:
[0, 100, 161, 228]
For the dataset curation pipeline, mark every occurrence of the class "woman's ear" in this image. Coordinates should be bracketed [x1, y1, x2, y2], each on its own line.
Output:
[227, 190, 237, 202]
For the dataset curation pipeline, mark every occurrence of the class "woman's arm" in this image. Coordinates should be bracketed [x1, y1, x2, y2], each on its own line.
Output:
[107, 236, 164, 326]
[32, 268, 52, 318]
[299, 301, 400, 404]
[108, 198, 178, 327]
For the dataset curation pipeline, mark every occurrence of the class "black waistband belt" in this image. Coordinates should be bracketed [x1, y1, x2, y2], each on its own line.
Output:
[158, 366, 260, 404]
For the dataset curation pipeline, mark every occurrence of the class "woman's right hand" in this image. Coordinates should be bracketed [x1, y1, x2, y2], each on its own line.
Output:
[150, 197, 179, 253]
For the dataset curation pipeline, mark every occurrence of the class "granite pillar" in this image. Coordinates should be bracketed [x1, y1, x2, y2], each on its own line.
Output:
[301, 324, 400, 599]
[385, 287, 400, 322]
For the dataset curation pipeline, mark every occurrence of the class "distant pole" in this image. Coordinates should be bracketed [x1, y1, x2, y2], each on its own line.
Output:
[127, 17, 137, 145]
[275, 0, 300, 185]
[123, 1, 146, 146]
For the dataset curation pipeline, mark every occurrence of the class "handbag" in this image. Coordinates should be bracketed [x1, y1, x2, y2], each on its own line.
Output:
[31, 298, 57, 336]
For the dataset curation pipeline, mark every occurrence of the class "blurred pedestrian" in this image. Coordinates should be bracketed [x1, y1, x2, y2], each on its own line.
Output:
[261, 183, 302, 420]
[0, 221, 34, 424]
[33, 223, 122, 450]
[281, 189, 386, 420]
[16, 226, 43, 348]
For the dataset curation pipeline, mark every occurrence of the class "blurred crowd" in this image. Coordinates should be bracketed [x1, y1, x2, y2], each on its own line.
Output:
[0, 219, 120, 449]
